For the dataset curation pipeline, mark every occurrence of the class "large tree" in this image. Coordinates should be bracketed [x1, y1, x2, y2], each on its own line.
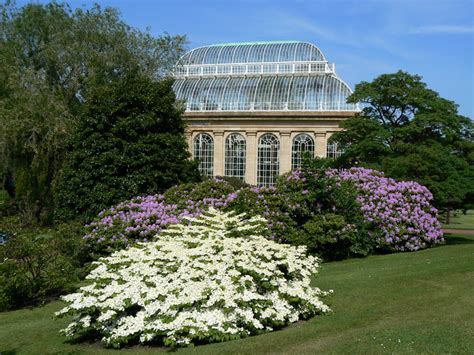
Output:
[55, 72, 200, 221]
[0, 1, 187, 223]
[332, 71, 473, 221]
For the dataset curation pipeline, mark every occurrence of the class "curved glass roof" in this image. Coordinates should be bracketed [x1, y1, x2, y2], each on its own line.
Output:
[178, 41, 326, 65]
[174, 75, 355, 111]
[172, 41, 358, 112]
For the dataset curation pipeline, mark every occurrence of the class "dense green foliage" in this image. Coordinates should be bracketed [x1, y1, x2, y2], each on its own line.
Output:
[279, 168, 378, 258]
[163, 178, 237, 209]
[1, 233, 472, 354]
[55, 73, 199, 221]
[0, 220, 86, 311]
[226, 169, 378, 260]
[0, 1, 187, 223]
[332, 71, 474, 220]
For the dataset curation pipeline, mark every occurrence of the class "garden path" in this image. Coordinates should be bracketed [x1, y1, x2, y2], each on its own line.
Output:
[442, 229, 474, 235]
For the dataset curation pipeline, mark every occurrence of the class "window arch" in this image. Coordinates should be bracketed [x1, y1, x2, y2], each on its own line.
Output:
[327, 140, 344, 159]
[257, 133, 280, 187]
[291, 133, 315, 170]
[225, 133, 246, 180]
[194, 133, 214, 177]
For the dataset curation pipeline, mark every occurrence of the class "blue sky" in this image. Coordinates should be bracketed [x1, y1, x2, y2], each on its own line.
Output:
[18, 0, 474, 118]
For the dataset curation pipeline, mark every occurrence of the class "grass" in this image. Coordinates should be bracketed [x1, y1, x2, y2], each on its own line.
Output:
[442, 210, 474, 230]
[1, 234, 473, 354]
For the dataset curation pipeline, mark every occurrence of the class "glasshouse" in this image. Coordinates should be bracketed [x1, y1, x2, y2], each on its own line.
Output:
[172, 41, 358, 185]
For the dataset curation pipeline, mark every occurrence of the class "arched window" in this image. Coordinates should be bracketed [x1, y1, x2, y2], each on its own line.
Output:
[327, 140, 344, 159]
[257, 133, 280, 187]
[225, 133, 246, 180]
[194, 133, 214, 177]
[291, 133, 315, 170]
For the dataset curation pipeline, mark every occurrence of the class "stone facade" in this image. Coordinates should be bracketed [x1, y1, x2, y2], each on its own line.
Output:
[184, 110, 354, 185]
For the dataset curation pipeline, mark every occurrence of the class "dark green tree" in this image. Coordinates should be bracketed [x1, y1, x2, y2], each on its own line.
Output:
[332, 71, 474, 222]
[56, 72, 200, 221]
[0, 1, 187, 223]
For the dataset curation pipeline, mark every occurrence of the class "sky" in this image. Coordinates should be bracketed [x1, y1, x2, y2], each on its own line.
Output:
[17, 0, 474, 118]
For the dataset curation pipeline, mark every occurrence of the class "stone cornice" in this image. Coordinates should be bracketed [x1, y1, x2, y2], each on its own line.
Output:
[183, 110, 356, 121]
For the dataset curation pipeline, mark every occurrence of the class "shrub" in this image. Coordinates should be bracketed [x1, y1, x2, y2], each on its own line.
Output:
[0, 224, 85, 311]
[298, 213, 373, 260]
[331, 168, 444, 251]
[228, 185, 296, 240]
[82, 166, 442, 260]
[83, 170, 375, 260]
[56, 209, 331, 348]
[225, 168, 376, 260]
[83, 179, 238, 257]
[217, 176, 250, 190]
[276, 168, 378, 259]
[163, 178, 238, 209]
[0, 189, 17, 218]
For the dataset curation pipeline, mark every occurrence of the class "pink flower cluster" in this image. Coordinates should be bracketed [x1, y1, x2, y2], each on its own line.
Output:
[83, 188, 238, 250]
[332, 168, 444, 251]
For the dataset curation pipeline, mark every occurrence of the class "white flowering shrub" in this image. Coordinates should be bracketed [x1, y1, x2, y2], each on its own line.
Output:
[56, 208, 331, 348]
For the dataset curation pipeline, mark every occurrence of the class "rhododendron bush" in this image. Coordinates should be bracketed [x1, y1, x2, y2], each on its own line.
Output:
[57, 209, 331, 348]
[83, 167, 443, 259]
[331, 168, 444, 251]
[83, 179, 238, 255]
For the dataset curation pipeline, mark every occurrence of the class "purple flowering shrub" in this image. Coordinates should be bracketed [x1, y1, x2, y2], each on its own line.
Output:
[277, 168, 378, 259]
[228, 185, 296, 240]
[83, 179, 238, 256]
[225, 169, 377, 260]
[163, 177, 238, 210]
[330, 168, 444, 251]
[83, 166, 443, 258]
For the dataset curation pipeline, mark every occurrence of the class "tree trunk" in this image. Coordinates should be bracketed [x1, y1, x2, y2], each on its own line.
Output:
[445, 208, 451, 224]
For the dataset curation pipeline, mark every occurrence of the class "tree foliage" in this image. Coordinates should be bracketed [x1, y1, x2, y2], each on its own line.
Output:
[0, 1, 187, 223]
[332, 71, 474, 218]
[55, 73, 200, 221]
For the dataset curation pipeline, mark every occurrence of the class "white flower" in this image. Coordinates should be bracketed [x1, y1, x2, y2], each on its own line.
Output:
[57, 208, 331, 348]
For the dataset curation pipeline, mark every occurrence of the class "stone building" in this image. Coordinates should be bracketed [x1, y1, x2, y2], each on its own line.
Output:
[172, 41, 358, 186]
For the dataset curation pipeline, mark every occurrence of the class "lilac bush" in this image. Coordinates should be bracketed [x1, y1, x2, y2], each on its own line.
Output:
[329, 167, 444, 251]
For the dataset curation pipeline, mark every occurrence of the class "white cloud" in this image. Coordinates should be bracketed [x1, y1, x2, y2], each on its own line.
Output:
[272, 12, 414, 61]
[279, 15, 344, 44]
[409, 25, 474, 34]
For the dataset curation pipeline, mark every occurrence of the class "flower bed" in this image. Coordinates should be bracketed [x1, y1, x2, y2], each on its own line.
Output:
[57, 209, 331, 348]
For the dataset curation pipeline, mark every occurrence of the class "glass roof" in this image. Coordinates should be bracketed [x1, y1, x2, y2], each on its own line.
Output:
[172, 41, 358, 112]
[173, 75, 357, 111]
[179, 41, 326, 65]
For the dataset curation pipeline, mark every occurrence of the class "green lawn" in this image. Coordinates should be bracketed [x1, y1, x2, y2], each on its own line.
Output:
[442, 210, 474, 230]
[1, 234, 473, 354]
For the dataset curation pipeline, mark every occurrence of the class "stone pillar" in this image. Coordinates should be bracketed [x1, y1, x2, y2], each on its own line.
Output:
[213, 131, 224, 177]
[185, 131, 193, 158]
[314, 132, 327, 158]
[279, 132, 291, 175]
[245, 131, 257, 185]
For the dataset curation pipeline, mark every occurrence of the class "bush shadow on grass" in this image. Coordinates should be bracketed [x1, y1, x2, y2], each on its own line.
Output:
[444, 235, 474, 245]
[64, 333, 171, 352]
